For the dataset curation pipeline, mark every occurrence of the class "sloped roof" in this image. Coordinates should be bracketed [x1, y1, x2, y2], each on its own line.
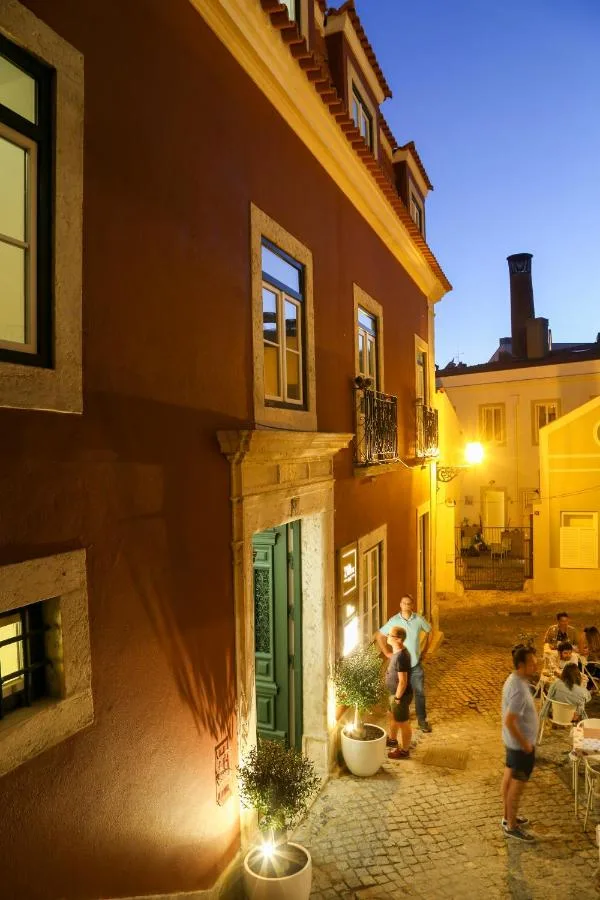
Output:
[260, 0, 451, 293]
[397, 141, 434, 192]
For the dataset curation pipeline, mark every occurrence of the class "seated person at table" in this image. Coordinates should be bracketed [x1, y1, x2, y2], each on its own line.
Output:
[540, 663, 590, 722]
[580, 626, 600, 681]
[553, 641, 579, 674]
[544, 611, 577, 650]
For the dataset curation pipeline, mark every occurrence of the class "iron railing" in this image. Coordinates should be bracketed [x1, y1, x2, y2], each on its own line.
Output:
[455, 526, 533, 590]
[415, 401, 439, 459]
[354, 379, 399, 465]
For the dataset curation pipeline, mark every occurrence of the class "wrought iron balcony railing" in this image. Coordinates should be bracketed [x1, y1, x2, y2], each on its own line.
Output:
[415, 401, 439, 459]
[354, 378, 399, 466]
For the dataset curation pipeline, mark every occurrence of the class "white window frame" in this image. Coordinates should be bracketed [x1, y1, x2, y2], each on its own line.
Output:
[480, 403, 506, 444]
[251, 204, 316, 431]
[559, 512, 599, 570]
[354, 284, 383, 390]
[0, 121, 37, 354]
[261, 249, 304, 407]
[357, 524, 387, 647]
[351, 83, 373, 149]
[0, 550, 93, 778]
[346, 60, 378, 156]
[415, 337, 429, 404]
[532, 399, 559, 445]
[409, 188, 424, 235]
[357, 308, 377, 383]
[0, 2, 83, 414]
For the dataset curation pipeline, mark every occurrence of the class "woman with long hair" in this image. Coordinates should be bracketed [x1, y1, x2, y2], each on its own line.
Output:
[540, 662, 591, 723]
[580, 626, 600, 684]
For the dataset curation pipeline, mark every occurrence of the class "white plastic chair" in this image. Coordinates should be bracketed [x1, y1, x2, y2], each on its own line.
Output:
[537, 699, 576, 744]
[583, 756, 600, 831]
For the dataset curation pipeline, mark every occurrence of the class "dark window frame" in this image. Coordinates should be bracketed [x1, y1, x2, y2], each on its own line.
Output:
[0, 600, 49, 720]
[261, 238, 307, 411]
[0, 32, 54, 369]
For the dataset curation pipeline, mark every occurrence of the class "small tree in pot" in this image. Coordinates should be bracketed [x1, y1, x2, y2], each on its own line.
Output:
[238, 738, 320, 898]
[334, 645, 387, 777]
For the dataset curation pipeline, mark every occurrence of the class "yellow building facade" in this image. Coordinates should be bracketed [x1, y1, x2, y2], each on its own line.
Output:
[534, 395, 600, 593]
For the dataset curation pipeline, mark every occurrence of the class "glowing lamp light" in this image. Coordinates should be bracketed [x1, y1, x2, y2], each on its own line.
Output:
[464, 442, 484, 465]
[261, 840, 275, 859]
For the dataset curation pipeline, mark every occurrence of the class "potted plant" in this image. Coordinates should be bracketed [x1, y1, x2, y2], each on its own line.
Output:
[238, 738, 320, 899]
[334, 645, 387, 777]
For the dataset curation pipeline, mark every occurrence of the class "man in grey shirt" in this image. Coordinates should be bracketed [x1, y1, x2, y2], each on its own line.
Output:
[501, 645, 538, 843]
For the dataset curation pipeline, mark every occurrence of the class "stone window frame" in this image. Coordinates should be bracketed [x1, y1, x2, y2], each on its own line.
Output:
[0, 1, 83, 414]
[354, 284, 384, 391]
[250, 203, 316, 431]
[0, 550, 93, 778]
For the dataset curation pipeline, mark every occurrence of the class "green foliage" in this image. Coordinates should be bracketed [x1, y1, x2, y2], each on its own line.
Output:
[333, 645, 386, 714]
[517, 631, 536, 650]
[237, 739, 321, 833]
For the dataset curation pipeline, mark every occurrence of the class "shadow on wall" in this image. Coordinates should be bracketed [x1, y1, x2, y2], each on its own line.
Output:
[95, 390, 242, 745]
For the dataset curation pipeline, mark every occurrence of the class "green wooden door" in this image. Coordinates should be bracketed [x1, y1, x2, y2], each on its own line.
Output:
[253, 522, 302, 749]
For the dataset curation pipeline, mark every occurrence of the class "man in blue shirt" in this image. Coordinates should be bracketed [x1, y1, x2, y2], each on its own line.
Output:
[376, 594, 433, 732]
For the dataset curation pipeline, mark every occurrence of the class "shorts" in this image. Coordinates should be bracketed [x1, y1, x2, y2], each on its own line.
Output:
[505, 747, 536, 782]
[389, 692, 412, 723]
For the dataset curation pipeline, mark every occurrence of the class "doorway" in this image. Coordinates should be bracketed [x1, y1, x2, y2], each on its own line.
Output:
[252, 521, 303, 750]
[482, 489, 506, 529]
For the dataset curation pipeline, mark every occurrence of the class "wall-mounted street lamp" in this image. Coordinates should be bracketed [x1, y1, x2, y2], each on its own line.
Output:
[437, 442, 484, 483]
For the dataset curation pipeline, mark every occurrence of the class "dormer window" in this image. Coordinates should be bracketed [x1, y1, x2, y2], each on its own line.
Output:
[409, 191, 424, 235]
[351, 84, 373, 149]
[282, 0, 298, 21]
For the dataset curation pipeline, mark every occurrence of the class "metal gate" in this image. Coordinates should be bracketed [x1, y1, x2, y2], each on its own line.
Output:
[455, 526, 533, 590]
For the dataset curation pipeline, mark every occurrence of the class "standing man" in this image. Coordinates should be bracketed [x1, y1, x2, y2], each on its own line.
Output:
[501, 645, 538, 843]
[376, 594, 433, 733]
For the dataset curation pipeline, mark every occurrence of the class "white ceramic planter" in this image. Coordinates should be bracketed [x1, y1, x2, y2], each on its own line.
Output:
[341, 723, 386, 777]
[243, 842, 312, 900]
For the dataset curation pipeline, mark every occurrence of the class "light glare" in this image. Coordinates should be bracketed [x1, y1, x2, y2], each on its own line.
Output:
[464, 442, 484, 465]
[261, 840, 275, 859]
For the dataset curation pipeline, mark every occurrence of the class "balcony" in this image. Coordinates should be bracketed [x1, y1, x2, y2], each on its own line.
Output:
[354, 377, 399, 467]
[415, 401, 439, 459]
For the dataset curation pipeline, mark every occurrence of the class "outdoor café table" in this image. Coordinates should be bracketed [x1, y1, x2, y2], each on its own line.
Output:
[570, 721, 600, 815]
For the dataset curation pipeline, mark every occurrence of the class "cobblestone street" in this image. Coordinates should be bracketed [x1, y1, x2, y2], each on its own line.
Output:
[294, 593, 600, 899]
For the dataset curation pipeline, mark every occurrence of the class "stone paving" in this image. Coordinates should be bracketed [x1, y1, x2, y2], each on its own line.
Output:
[294, 592, 600, 899]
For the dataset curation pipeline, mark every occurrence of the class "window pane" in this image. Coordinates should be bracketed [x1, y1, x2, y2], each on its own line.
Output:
[358, 331, 365, 373]
[352, 97, 359, 127]
[0, 616, 24, 695]
[286, 350, 301, 401]
[0, 54, 36, 123]
[285, 300, 298, 351]
[262, 287, 278, 344]
[262, 243, 301, 295]
[358, 308, 376, 334]
[0, 241, 26, 344]
[367, 336, 376, 379]
[264, 345, 280, 398]
[343, 615, 359, 656]
[0, 135, 27, 241]
[282, 0, 297, 19]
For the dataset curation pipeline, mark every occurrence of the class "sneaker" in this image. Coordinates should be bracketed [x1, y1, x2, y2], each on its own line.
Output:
[501, 817, 529, 828]
[388, 748, 409, 760]
[419, 721, 433, 733]
[386, 737, 398, 748]
[503, 826, 535, 843]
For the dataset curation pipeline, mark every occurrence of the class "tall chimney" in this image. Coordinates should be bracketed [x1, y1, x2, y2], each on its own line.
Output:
[507, 253, 535, 359]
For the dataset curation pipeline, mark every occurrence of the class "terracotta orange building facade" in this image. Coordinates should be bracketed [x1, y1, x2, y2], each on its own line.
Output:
[0, 1, 450, 896]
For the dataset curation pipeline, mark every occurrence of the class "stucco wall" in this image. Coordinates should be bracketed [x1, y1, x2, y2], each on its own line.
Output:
[0, 1, 433, 897]
[441, 361, 600, 530]
[534, 397, 600, 592]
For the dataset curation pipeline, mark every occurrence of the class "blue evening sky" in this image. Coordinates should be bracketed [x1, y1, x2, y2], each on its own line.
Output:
[356, 0, 600, 366]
